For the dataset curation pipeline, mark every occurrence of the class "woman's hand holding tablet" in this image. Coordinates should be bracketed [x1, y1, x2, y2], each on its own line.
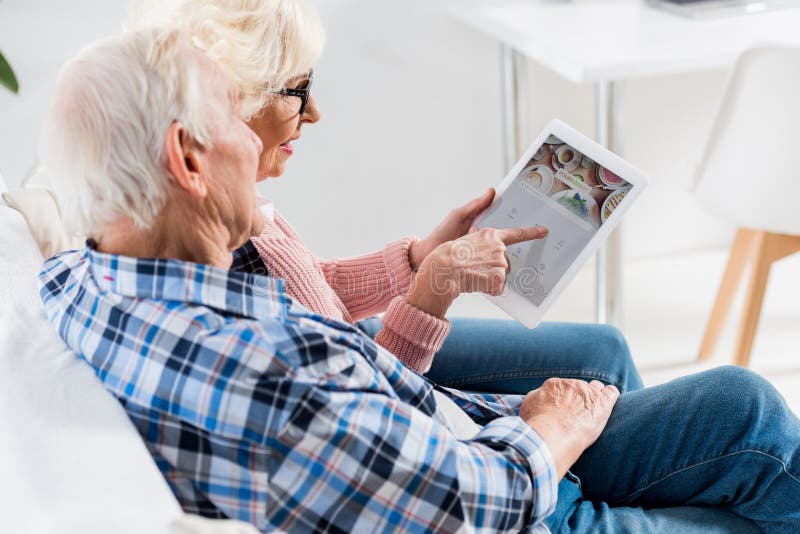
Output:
[407, 188, 498, 272]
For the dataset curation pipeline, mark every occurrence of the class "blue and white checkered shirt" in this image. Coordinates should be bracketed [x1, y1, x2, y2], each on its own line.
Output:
[39, 242, 557, 533]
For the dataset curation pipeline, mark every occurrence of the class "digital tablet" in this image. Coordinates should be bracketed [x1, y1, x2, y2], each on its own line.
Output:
[474, 119, 648, 328]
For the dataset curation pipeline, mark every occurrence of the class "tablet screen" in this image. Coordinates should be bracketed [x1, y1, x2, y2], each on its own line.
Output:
[479, 135, 632, 306]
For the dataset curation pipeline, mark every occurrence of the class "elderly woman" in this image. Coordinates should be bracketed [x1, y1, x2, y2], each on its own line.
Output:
[39, 27, 800, 533]
[126, 0, 643, 396]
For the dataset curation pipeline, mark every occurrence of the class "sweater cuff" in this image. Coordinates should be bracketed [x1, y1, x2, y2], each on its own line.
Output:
[375, 296, 451, 373]
[381, 236, 418, 298]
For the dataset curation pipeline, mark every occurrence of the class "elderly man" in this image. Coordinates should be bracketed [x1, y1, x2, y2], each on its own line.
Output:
[39, 29, 799, 533]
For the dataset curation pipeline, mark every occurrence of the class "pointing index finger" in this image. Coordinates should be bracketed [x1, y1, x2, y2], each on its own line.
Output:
[497, 226, 548, 245]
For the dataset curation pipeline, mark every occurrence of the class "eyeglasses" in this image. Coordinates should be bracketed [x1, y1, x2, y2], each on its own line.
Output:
[269, 69, 313, 115]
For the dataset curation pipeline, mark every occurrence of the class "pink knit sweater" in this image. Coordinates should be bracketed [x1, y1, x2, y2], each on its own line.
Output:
[250, 209, 451, 373]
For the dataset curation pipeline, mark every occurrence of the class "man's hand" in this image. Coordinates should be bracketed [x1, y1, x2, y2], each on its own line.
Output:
[408, 189, 495, 271]
[520, 378, 620, 480]
[405, 225, 548, 318]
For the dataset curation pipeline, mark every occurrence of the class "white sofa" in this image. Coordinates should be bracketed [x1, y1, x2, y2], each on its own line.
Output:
[0, 174, 260, 534]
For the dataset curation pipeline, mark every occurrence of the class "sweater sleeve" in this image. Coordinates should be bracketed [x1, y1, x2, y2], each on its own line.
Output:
[318, 237, 417, 322]
[374, 296, 451, 373]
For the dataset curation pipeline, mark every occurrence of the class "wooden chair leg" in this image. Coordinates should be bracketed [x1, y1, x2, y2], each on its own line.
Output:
[731, 232, 800, 367]
[733, 232, 772, 367]
[697, 229, 757, 361]
[762, 233, 800, 263]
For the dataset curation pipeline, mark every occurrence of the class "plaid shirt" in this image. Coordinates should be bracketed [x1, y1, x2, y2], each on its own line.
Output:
[39, 242, 557, 533]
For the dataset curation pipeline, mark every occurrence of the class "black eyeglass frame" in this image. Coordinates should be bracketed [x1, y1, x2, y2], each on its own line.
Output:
[270, 69, 313, 115]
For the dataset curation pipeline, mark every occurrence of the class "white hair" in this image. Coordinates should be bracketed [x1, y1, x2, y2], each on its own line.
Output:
[39, 29, 219, 236]
[127, 0, 325, 119]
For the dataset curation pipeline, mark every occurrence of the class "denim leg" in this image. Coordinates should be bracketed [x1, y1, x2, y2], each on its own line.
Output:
[547, 366, 800, 533]
[547, 476, 760, 533]
[357, 317, 644, 394]
[431, 319, 644, 394]
[358, 318, 643, 395]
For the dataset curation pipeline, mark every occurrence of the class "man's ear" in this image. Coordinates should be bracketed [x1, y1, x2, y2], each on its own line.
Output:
[165, 122, 208, 200]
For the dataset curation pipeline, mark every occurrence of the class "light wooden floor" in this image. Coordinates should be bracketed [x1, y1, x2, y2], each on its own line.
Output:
[447, 248, 800, 416]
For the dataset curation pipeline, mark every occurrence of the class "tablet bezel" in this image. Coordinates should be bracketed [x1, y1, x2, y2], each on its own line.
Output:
[474, 119, 649, 328]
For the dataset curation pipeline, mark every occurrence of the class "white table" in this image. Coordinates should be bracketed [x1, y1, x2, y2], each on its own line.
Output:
[450, 0, 800, 325]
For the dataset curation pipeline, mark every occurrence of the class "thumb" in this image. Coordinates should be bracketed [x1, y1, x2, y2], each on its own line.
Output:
[468, 226, 480, 234]
[479, 187, 495, 205]
[465, 188, 495, 218]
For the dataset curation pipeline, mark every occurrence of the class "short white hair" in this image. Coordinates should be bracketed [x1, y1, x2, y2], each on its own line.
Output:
[39, 29, 218, 236]
[127, 0, 325, 119]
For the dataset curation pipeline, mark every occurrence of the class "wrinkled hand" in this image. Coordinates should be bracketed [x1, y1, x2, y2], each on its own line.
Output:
[521, 378, 620, 478]
[446, 226, 549, 296]
[408, 188, 495, 271]
[405, 225, 548, 318]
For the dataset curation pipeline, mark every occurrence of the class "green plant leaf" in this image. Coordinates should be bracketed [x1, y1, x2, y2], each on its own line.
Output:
[0, 51, 19, 94]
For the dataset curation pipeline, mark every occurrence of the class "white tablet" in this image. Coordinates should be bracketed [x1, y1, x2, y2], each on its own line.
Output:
[474, 119, 649, 328]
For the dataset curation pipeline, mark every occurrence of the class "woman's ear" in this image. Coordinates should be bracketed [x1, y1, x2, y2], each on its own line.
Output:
[165, 122, 208, 199]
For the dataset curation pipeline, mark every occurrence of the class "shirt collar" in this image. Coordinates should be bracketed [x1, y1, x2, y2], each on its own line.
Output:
[259, 197, 274, 223]
[85, 244, 288, 320]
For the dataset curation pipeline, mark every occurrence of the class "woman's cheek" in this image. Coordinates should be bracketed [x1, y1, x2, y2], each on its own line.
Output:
[257, 148, 276, 178]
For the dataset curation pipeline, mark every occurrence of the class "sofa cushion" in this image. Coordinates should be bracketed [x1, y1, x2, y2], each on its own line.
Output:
[0, 204, 182, 533]
[2, 186, 84, 258]
[170, 515, 262, 534]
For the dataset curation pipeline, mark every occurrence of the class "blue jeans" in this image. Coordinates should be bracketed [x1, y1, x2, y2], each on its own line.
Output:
[357, 318, 645, 394]
[357, 318, 800, 532]
[548, 366, 799, 533]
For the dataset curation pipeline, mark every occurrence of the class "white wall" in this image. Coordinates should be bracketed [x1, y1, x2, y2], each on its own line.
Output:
[281, 0, 736, 262]
[268, 0, 506, 258]
[0, 0, 130, 182]
[0, 0, 738, 318]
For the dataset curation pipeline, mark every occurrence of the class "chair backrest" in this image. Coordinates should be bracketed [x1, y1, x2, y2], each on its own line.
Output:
[695, 45, 800, 235]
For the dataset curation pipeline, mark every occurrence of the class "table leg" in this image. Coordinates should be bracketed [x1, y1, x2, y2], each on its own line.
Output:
[500, 44, 518, 172]
[595, 80, 624, 326]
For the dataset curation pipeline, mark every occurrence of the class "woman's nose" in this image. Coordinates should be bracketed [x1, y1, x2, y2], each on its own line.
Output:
[302, 95, 321, 123]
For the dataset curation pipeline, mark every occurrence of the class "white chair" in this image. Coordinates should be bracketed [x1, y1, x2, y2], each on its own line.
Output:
[694, 45, 800, 367]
